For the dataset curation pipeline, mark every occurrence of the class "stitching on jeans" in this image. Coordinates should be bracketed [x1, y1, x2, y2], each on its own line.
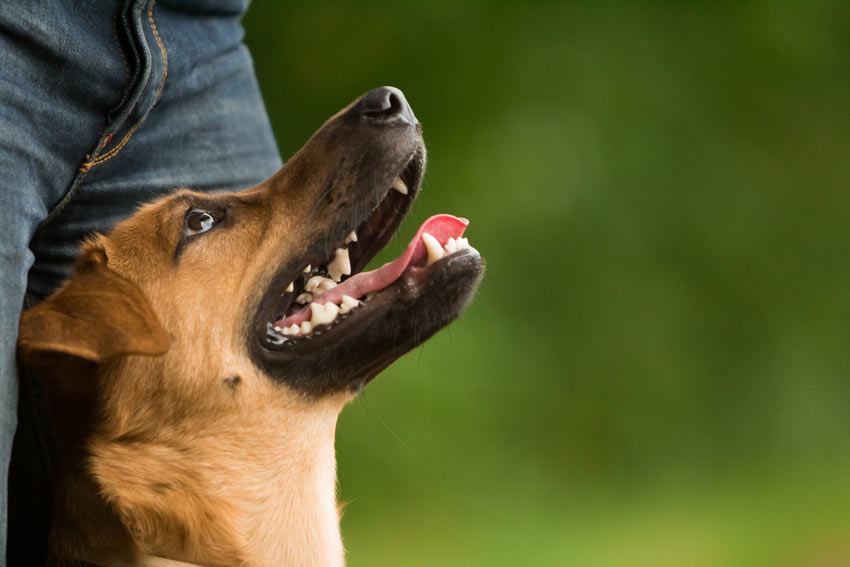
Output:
[79, 0, 168, 172]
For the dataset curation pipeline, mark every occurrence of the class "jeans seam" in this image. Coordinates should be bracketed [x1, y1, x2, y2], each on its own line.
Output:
[106, 0, 150, 129]
[79, 0, 168, 172]
[112, 7, 130, 84]
[40, 0, 156, 227]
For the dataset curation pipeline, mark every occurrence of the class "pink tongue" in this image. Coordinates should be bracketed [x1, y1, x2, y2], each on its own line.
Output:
[274, 214, 469, 328]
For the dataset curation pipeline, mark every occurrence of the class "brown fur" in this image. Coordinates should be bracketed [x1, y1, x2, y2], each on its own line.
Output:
[20, 184, 351, 565]
[17, 90, 482, 566]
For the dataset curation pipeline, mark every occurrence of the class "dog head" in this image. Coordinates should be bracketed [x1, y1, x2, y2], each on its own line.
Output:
[18, 87, 483, 564]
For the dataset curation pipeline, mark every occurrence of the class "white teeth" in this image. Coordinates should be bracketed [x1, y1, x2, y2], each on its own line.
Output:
[273, 325, 283, 333]
[285, 281, 294, 293]
[338, 295, 360, 314]
[345, 231, 358, 244]
[300, 321, 313, 334]
[303, 264, 312, 273]
[327, 247, 351, 282]
[422, 232, 444, 266]
[445, 238, 458, 254]
[282, 323, 300, 336]
[296, 292, 313, 304]
[310, 302, 340, 326]
[305, 275, 337, 294]
[392, 176, 408, 195]
[444, 237, 470, 254]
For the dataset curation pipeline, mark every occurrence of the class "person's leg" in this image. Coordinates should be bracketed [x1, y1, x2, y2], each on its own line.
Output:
[1, 2, 130, 562]
[26, 1, 282, 303]
[3, 1, 281, 563]
[0, 198, 43, 567]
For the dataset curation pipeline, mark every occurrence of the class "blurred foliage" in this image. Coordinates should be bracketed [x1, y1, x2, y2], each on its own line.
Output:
[244, 2, 850, 565]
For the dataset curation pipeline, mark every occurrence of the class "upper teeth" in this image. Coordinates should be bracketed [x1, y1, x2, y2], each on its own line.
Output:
[327, 247, 351, 282]
[305, 275, 337, 294]
[296, 292, 313, 304]
[392, 176, 408, 195]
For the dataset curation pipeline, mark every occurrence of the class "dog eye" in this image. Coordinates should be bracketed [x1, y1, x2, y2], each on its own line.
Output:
[186, 210, 220, 236]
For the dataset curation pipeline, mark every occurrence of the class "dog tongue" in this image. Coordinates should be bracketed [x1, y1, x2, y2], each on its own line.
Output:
[275, 214, 469, 328]
[318, 213, 468, 304]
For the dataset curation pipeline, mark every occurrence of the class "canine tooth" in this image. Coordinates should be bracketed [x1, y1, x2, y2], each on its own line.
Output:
[310, 302, 339, 326]
[392, 176, 408, 195]
[345, 231, 358, 244]
[285, 282, 294, 293]
[300, 321, 313, 334]
[303, 264, 312, 273]
[305, 275, 337, 294]
[328, 247, 351, 282]
[339, 294, 360, 314]
[422, 232, 444, 266]
[296, 292, 313, 304]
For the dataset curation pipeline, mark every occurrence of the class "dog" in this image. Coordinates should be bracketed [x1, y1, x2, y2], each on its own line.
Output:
[16, 86, 484, 566]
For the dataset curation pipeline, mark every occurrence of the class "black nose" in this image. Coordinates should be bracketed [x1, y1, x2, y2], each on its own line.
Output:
[360, 86, 417, 125]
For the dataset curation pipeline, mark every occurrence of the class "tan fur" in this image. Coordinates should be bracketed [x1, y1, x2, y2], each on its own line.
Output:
[19, 176, 357, 565]
[15, 91, 471, 567]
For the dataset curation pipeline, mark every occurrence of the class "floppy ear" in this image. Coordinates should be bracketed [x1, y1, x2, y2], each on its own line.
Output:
[17, 246, 169, 367]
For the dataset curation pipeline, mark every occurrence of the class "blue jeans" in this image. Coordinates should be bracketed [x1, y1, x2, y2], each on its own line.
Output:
[0, 1, 281, 563]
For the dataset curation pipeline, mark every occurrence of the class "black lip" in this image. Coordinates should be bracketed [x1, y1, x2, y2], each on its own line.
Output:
[347, 150, 423, 275]
[254, 247, 484, 396]
[249, 141, 425, 358]
[278, 247, 482, 351]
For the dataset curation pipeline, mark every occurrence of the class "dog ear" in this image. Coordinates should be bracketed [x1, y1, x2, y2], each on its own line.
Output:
[17, 245, 169, 367]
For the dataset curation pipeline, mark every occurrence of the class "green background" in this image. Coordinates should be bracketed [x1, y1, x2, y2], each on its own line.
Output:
[244, 3, 850, 565]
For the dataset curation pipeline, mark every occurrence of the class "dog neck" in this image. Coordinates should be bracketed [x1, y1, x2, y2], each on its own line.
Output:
[82, 553, 207, 566]
[75, 397, 347, 567]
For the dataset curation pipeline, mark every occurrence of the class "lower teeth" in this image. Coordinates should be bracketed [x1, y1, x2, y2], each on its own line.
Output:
[266, 233, 473, 346]
[266, 295, 364, 343]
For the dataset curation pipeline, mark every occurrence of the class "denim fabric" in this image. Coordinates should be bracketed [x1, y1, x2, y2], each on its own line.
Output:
[0, 1, 281, 563]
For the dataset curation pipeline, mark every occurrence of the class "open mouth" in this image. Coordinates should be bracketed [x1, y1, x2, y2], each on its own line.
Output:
[260, 151, 477, 348]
